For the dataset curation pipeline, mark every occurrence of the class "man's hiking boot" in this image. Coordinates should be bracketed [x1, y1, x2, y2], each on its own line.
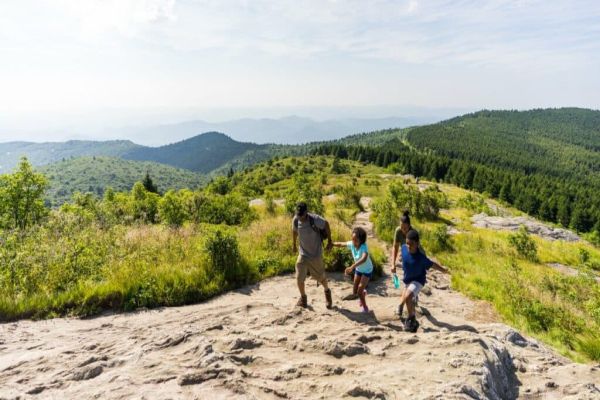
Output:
[325, 289, 333, 309]
[404, 316, 419, 333]
[296, 294, 308, 308]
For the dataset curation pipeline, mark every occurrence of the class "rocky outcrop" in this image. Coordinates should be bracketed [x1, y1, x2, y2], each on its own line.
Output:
[471, 213, 581, 242]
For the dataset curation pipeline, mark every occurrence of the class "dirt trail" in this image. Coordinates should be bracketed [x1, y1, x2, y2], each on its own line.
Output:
[1, 198, 599, 399]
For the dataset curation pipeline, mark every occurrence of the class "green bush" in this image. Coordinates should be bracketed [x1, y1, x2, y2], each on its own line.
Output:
[386, 181, 448, 220]
[284, 174, 324, 216]
[371, 194, 399, 242]
[508, 226, 538, 262]
[457, 193, 493, 215]
[204, 227, 253, 286]
[429, 225, 453, 253]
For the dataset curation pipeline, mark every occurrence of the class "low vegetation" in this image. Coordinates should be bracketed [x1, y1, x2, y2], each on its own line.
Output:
[1, 154, 599, 363]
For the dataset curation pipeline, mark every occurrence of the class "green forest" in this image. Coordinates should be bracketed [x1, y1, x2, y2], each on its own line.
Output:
[313, 108, 600, 242]
[40, 156, 206, 206]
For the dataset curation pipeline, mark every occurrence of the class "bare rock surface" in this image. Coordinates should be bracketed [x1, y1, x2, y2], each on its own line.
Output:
[1, 199, 598, 399]
[471, 213, 581, 242]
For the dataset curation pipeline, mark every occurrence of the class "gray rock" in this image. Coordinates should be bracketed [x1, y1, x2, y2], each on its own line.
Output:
[505, 330, 528, 347]
[471, 213, 580, 242]
[71, 365, 103, 381]
[324, 340, 369, 358]
[347, 386, 386, 399]
[230, 338, 262, 350]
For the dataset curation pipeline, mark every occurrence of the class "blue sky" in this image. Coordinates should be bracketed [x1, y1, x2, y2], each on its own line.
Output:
[1, 0, 599, 138]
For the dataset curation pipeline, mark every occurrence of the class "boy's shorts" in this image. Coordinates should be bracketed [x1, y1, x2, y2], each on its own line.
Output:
[355, 270, 373, 279]
[296, 255, 326, 285]
[406, 281, 423, 297]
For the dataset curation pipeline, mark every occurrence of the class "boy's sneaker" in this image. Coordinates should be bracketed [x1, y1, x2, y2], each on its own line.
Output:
[296, 295, 308, 308]
[404, 316, 420, 333]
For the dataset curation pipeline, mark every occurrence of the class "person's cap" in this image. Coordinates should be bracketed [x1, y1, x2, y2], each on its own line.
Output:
[295, 202, 308, 216]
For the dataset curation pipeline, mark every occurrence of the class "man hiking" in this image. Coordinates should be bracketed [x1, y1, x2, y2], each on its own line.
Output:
[292, 202, 333, 309]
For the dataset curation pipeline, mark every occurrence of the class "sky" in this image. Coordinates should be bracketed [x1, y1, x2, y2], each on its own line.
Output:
[1, 0, 600, 141]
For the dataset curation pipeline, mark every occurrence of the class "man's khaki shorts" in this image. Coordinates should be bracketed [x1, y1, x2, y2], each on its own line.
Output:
[296, 255, 326, 285]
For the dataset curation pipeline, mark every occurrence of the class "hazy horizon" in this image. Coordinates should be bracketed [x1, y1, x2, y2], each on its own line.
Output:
[1, 1, 599, 143]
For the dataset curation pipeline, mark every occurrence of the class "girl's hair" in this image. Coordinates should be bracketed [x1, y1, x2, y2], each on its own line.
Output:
[352, 227, 367, 245]
[400, 211, 411, 225]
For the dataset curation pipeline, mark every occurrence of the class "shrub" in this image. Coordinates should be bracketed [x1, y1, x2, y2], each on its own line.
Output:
[508, 225, 538, 262]
[338, 184, 363, 211]
[204, 227, 252, 286]
[457, 193, 493, 215]
[159, 190, 187, 226]
[429, 225, 453, 253]
[371, 194, 399, 242]
[284, 174, 324, 216]
[387, 181, 448, 220]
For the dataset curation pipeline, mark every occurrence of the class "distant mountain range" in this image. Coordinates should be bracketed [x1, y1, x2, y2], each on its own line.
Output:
[120, 115, 441, 146]
[0, 132, 266, 175]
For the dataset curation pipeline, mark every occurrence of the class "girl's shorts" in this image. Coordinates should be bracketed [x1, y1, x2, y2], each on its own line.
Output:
[355, 270, 373, 279]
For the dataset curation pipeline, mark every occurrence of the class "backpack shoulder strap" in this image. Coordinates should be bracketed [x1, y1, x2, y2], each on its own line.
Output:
[308, 214, 316, 229]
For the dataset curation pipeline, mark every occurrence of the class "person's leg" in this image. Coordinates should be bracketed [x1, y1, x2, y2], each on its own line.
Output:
[398, 286, 407, 317]
[295, 256, 308, 306]
[358, 275, 370, 311]
[309, 257, 332, 308]
[405, 291, 415, 317]
[353, 273, 361, 295]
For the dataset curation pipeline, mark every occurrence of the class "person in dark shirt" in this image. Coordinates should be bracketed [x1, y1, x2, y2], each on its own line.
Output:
[398, 229, 448, 332]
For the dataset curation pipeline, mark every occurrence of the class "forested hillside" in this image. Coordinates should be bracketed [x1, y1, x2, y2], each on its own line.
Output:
[40, 156, 206, 206]
[407, 108, 600, 182]
[0, 140, 141, 174]
[314, 108, 600, 239]
[122, 132, 266, 173]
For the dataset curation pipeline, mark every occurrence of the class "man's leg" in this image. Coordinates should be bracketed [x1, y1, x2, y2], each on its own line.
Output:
[295, 256, 308, 307]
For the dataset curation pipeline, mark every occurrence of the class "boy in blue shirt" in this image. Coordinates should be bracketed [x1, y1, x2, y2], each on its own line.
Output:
[398, 229, 448, 332]
[334, 227, 374, 313]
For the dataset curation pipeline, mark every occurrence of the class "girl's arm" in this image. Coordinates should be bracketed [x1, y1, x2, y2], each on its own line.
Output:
[345, 252, 369, 275]
[351, 252, 368, 269]
[332, 241, 347, 247]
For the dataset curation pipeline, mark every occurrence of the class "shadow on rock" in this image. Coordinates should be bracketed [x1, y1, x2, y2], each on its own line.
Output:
[420, 306, 479, 333]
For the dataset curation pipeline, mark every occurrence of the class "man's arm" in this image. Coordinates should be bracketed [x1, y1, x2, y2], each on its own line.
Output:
[292, 229, 298, 253]
[324, 220, 333, 251]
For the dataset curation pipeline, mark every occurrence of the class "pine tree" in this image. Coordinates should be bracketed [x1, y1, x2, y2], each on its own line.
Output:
[142, 171, 158, 194]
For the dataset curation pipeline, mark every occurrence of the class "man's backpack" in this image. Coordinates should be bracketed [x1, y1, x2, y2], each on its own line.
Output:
[294, 213, 328, 242]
